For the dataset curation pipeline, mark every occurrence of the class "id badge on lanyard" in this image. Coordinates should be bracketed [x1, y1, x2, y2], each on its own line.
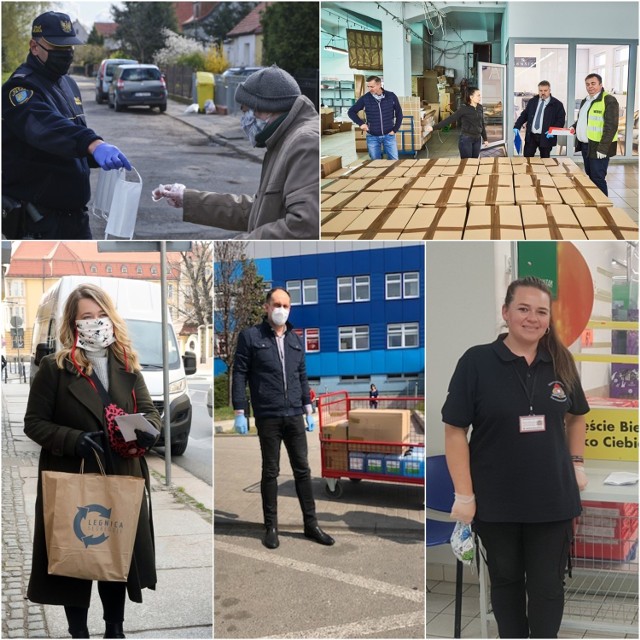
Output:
[513, 364, 546, 433]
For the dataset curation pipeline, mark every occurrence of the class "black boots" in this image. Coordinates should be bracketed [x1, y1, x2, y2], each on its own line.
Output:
[69, 628, 89, 639]
[263, 527, 280, 549]
[304, 525, 335, 546]
[103, 622, 125, 639]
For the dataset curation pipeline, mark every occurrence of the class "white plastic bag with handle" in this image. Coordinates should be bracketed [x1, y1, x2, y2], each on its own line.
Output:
[91, 168, 142, 239]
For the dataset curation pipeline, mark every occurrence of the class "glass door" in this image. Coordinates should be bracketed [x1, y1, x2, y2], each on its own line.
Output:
[478, 62, 506, 148]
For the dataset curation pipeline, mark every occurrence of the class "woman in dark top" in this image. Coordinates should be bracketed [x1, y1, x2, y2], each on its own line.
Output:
[442, 276, 589, 639]
[426, 86, 488, 158]
[369, 383, 379, 409]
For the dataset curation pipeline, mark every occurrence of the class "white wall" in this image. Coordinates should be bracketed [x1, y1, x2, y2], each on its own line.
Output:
[426, 242, 512, 456]
[507, 2, 638, 40]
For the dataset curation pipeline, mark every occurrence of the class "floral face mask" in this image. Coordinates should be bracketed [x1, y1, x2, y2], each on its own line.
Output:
[75, 318, 116, 352]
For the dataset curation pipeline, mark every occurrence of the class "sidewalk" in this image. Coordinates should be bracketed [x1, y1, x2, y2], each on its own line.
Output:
[163, 98, 265, 165]
[1, 383, 213, 639]
[213, 423, 425, 535]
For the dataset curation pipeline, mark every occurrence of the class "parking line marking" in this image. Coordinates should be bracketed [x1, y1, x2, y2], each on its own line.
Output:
[215, 540, 424, 604]
[261, 609, 425, 639]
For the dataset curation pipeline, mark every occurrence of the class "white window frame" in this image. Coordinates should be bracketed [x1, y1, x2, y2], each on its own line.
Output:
[286, 280, 302, 306]
[354, 275, 370, 302]
[339, 326, 369, 351]
[403, 272, 420, 299]
[305, 328, 320, 352]
[337, 277, 353, 303]
[387, 322, 420, 349]
[385, 273, 402, 300]
[302, 279, 318, 305]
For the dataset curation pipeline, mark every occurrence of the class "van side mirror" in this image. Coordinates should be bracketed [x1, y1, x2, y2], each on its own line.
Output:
[34, 343, 54, 366]
[182, 351, 197, 376]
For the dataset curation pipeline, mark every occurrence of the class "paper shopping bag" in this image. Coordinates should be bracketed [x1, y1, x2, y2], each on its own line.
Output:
[42, 463, 144, 582]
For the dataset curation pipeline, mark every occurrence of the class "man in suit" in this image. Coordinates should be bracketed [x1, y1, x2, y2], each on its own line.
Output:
[514, 81, 566, 158]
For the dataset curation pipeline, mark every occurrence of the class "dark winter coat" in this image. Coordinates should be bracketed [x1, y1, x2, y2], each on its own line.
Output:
[434, 103, 487, 141]
[232, 318, 311, 418]
[348, 91, 404, 136]
[514, 95, 566, 148]
[24, 353, 161, 608]
[571, 91, 619, 158]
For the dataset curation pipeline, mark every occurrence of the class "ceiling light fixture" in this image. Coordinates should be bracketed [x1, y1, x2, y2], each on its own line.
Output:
[324, 44, 348, 55]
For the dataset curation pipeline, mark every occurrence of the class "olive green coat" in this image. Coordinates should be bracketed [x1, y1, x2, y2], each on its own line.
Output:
[24, 354, 162, 608]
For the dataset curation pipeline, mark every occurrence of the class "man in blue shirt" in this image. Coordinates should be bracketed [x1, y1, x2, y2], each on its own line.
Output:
[348, 76, 403, 160]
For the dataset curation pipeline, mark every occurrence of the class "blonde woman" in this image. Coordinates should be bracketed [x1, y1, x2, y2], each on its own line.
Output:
[24, 284, 161, 639]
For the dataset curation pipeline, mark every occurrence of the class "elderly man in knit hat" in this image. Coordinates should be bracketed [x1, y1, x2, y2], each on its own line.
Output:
[154, 65, 319, 239]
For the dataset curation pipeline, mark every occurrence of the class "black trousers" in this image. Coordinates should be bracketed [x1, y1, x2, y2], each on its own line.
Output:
[523, 133, 552, 158]
[474, 519, 573, 639]
[22, 207, 92, 240]
[64, 581, 127, 633]
[458, 134, 481, 159]
[255, 415, 318, 529]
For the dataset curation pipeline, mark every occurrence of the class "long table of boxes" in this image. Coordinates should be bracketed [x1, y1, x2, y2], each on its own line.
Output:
[321, 157, 639, 240]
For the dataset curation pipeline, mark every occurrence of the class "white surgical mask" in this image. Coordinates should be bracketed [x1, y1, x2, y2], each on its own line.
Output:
[75, 318, 116, 352]
[270, 307, 289, 327]
[240, 109, 269, 147]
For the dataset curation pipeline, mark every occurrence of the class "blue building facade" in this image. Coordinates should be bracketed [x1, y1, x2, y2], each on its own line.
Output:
[215, 242, 425, 397]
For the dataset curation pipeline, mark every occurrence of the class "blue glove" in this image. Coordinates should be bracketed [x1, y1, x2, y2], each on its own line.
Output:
[234, 414, 248, 435]
[513, 128, 519, 135]
[93, 143, 133, 170]
[305, 414, 315, 432]
[545, 132, 554, 139]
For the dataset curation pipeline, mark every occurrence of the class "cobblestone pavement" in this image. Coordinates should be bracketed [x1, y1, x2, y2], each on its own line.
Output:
[2, 400, 48, 638]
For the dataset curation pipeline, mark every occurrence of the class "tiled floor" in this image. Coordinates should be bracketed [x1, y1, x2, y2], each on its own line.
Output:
[425, 578, 638, 639]
[321, 129, 639, 224]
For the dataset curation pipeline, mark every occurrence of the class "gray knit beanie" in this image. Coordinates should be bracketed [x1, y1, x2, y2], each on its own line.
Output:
[235, 64, 301, 112]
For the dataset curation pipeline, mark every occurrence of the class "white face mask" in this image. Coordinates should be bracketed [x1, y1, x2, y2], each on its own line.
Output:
[270, 307, 289, 327]
[240, 109, 269, 147]
[75, 318, 116, 352]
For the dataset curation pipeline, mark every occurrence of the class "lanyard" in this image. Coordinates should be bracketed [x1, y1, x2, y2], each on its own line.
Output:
[511, 362, 538, 414]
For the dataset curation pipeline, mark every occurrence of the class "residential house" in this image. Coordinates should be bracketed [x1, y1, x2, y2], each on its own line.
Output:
[224, 2, 270, 68]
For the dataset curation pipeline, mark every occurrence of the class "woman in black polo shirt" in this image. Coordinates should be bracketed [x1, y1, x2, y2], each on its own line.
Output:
[425, 86, 489, 158]
[442, 276, 589, 639]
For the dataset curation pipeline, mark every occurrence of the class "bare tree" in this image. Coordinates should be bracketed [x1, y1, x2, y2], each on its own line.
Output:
[171, 242, 213, 363]
[214, 241, 264, 405]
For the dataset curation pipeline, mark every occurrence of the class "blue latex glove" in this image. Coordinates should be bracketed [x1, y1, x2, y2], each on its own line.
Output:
[93, 143, 132, 170]
[234, 414, 248, 435]
[513, 128, 519, 135]
[596, 151, 607, 159]
[545, 132, 554, 139]
[305, 414, 315, 432]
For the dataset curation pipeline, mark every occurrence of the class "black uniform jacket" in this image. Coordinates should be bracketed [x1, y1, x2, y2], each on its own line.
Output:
[24, 353, 161, 608]
[2, 53, 102, 211]
[442, 336, 589, 523]
[232, 318, 311, 418]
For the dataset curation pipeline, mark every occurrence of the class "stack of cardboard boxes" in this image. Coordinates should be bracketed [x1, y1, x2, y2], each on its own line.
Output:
[320, 157, 639, 240]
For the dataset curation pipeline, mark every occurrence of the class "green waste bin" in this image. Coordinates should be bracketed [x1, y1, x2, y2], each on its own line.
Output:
[195, 72, 215, 112]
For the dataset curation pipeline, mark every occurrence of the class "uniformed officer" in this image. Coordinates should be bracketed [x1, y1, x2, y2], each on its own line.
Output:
[2, 11, 132, 240]
[443, 276, 589, 639]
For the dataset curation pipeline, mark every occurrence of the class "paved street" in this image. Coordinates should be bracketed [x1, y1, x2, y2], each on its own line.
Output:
[73, 74, 265, 240]
[214, 434, 425, 639]
[2, 380, 213, 639]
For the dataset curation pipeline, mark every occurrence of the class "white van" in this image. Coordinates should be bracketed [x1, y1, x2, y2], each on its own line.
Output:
[30, 276, 197, 455]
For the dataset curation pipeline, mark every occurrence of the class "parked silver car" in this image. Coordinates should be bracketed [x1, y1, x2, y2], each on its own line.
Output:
[108, 64, 168, 112]
[95, 58, 138, 103]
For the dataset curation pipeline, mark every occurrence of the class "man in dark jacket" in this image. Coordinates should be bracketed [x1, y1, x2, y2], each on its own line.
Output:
[2, 11, 132, 240]
[513, 81, 566, 158]
[570, 73, 619, 195]
[348, 76, 403, 160]
[232, 287, 334, 550]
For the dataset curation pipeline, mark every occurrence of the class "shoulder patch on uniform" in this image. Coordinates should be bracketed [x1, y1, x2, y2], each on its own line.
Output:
[9, 87, 33, 107]
[74, 96, 82, 106]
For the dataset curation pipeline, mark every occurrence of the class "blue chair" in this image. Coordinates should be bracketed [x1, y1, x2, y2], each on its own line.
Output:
[426, 454, 464, 638]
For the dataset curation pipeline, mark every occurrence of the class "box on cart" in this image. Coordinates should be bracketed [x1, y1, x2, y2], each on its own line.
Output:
[348, 409, 411, 454]
[322, 420, 349, 471]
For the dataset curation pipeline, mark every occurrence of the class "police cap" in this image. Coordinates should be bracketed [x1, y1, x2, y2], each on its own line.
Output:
[32, 11, 83, 46]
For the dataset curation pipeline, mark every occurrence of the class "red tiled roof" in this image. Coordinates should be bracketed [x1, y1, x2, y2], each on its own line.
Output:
[226, 2, 270, 37]
[7, 242, 181, 280]
[177, 2, 221, 27]
[94, 22, 118, 37]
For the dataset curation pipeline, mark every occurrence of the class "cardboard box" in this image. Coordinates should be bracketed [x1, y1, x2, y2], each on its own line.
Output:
[440, 159, 479, 176]
[521, 204, 587, 239]
[401, 206, 467, 239]
[354, 129, 368, 152]
[322, 419, 349, 472]
[464, 205, 524, 239]
[560, 186, 613, 207]
[338, 120, 353, 132]
[320, 108, 334, 133]
[336, 207, 415, 239]
[321, 155, 342, 179]
[571, 206, 639, 240]
[322, 178, 373, 194]
[469, 174, 515, 205]
[514, 185, 563, 205]
[321, 209, 362, 235]
[348, 409, 411, 454]
[321, 190, 361, 211]
[418, 176, 472, 207]
[367, 177, 414, 192]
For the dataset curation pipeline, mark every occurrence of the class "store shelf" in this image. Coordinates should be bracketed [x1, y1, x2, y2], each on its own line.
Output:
[321, 79, 355, 116]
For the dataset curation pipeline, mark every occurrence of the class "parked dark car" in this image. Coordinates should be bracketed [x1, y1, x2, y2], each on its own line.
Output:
[108, 64, 168, 112]
[95, 58, 138, 103]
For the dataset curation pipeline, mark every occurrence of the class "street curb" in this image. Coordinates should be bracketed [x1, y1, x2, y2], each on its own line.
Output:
[163, 107, 263, 165]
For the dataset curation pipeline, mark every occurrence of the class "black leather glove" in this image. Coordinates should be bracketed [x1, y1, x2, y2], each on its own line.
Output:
[75, 432, 105, 458]
[135, 429, 157, 449]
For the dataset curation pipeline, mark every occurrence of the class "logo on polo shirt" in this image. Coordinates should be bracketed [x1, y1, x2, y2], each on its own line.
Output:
[549, 381, 567, 402]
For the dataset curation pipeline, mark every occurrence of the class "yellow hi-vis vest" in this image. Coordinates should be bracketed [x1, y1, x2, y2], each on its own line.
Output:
[587, 91, 618, 143]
